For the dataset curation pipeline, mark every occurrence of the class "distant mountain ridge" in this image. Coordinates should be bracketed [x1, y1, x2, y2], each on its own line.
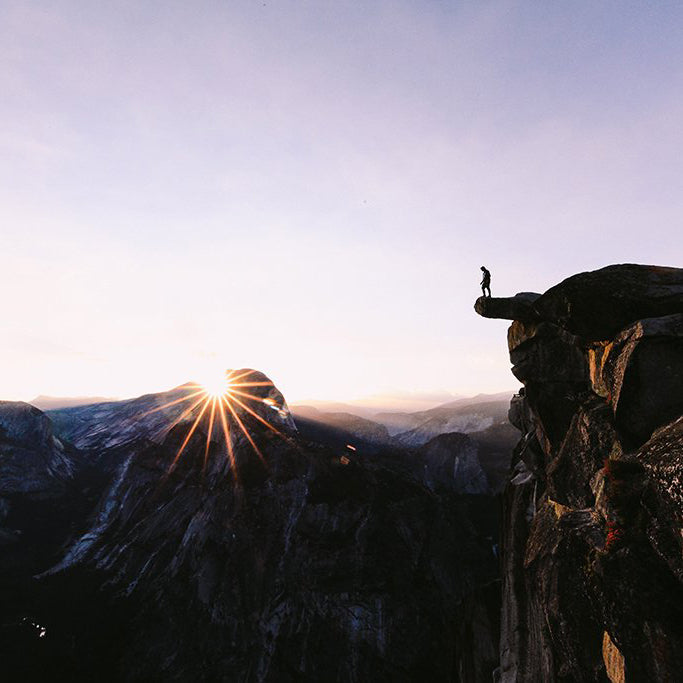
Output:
[373, 391, 514, 436]
[30, 395, 117, 410]
[390, 399, 511, 448]
[291, 393, 518, 493]
[290, 390, 462, 417]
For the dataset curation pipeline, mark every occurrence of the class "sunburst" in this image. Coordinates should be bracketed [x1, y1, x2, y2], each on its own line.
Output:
[143, 369, 288, 474]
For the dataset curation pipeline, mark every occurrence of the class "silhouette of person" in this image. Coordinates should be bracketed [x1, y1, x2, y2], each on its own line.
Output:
[480, 266, 491, 297]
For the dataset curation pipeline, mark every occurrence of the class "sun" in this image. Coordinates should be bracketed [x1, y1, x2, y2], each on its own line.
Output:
[198, 371, 231, 398]
[140, 368, 285, 477]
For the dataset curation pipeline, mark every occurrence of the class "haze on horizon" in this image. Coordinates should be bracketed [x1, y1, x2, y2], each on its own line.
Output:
[2, 1, 682, 405]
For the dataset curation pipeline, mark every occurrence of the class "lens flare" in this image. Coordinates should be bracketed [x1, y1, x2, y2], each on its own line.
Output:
[199, 372, 231, 398]
[146, 369, 288, 477]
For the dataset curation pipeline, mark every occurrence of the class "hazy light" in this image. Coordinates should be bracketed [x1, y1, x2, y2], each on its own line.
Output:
[2, 3, 682, 404]
[197, 371, 231, 398]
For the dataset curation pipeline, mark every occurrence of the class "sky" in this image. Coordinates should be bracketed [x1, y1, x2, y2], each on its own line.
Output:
[2, 1, 682, 404]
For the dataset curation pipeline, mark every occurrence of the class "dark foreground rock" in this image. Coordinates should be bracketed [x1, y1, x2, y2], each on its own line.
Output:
[0, 371, 500, 682]
[477, 264, 683, 681]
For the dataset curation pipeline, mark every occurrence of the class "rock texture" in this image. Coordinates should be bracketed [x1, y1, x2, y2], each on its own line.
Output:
[0, 402, 80, 576]
[416, 433, 489, 494]
[1, 371, 501, 681]
[477, 264, 683, 682]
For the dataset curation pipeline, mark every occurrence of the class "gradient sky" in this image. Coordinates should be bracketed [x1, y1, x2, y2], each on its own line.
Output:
[2, 1, 682, 404]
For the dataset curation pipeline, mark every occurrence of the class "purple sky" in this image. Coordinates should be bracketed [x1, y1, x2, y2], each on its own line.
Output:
[2, 1, 682, 403]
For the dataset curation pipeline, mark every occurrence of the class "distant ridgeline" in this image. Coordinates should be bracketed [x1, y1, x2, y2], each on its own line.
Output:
[476, 264, 683, 682]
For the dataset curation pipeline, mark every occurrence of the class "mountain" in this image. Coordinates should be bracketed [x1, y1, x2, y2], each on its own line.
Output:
[29, 395, 117, 411]
[290, 390, 460, 418]
[291, 405, 391, 452]
[0, 370, 500, 681]
[291, 403, 516, 494]
[44, 383, 227, 451]
[415, 432, 489, 495]
[278, 400, 380, 419]
[477, 264, 683, 681]
[374, 391, 514, 436]
[0, 401, 82, 577]
[293, 394, 516, 449]
[390, 398, 511, 448]
[291, 397, 518, 494]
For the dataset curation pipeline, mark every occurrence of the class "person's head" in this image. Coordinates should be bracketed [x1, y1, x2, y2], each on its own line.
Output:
[480, 266, 486, 271]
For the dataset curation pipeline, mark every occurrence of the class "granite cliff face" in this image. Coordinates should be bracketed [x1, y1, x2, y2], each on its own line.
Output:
[0, 402, 82, 577]
[477, 264, 683, 682]
[1, 370, 501, 681]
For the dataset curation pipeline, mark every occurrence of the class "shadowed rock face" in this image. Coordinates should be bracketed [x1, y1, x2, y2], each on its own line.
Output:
[0, 401, 75, 494]
[0, 402, 82, 578]
[292, 406, 391, 452]
[591, 314, 683, 448]
[1, 371, 500, 682]
[477, 264, 683, 681]
[416, 433, 489, 494]
[534, 264, 683, 341]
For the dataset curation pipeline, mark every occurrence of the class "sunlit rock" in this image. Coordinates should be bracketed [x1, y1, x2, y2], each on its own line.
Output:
[589, 314, 683, 447]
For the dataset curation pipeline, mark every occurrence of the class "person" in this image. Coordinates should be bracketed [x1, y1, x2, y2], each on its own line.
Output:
[480, 266, 491, 297]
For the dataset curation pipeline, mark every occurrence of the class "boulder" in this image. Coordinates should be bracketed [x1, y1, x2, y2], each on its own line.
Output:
[533, 264, 683, 341]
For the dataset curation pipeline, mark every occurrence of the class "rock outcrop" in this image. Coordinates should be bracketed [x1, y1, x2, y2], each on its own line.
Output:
[474, 292, 541, 323]
[477, 264, 683, 681]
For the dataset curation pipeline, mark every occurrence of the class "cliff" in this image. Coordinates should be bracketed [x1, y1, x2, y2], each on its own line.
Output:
[476, 264, 683, 681]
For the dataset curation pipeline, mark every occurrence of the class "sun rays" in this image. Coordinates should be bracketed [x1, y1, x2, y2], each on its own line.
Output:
[145, 369, 288, 475]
